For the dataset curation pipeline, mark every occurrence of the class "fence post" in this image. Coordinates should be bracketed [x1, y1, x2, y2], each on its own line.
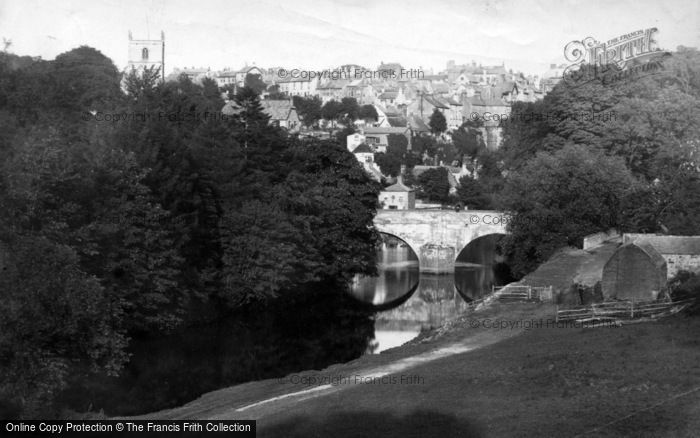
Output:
[555, 305, 559, 323]
[630, 301, 634, 318]
[528, 286, 531, 300]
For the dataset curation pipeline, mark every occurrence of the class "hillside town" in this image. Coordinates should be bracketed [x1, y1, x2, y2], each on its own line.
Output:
[174, 60, 565, 140]
[2, 1, 700, 435]
[159, 58, 567, 207]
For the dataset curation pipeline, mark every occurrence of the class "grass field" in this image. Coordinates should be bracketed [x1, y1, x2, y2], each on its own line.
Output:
[258, 311, 700, 437]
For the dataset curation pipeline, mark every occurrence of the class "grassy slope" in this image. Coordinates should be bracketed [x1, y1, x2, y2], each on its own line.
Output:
[259, 313, 700, 438]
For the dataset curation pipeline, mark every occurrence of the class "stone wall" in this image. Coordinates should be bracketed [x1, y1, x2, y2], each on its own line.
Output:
[665, 254, 700, 278]
[622, 234, 700, 279]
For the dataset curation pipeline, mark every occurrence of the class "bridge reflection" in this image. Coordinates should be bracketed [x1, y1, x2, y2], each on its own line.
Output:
[349, 232, 514, 353]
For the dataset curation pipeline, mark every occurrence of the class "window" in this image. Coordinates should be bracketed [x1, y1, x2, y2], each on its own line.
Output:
[141, 48, 149, 61]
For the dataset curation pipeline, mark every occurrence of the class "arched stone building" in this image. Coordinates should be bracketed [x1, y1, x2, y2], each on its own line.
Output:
[601, 241, 667, 301]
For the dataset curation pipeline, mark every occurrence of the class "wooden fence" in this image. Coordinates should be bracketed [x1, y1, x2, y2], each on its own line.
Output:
[556, 298, 694, 323]
[492, 285, 554, 302]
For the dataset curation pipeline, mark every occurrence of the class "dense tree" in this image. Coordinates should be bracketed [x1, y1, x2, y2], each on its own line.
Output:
[52, 46, 122, 113]
[452, 120, 485, 159]
[321, 99, 343, 126]
[499, 144, 636, 276]
[219, 139, 380, 305]
[429, 108, 447, 134]
[358, 104, 378, 122]
[387, 134, 408, 156]
[375, 152, 402, 177]
[339, 97, 360, 121]
[412, 135, 438, 160]
[0, 234, 128, 418]
[0, 46, 383, 419]
[244, 72, 267, 95]
[416, 167, 451, 203]
[456, 175, 491, 209]
[292, 95, 322, 127]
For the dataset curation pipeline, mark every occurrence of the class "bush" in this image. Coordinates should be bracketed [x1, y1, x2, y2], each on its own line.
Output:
[668, 270, 700, 315]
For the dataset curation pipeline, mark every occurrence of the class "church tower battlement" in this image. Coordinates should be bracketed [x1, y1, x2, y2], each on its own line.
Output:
[127, 30, 164, 81]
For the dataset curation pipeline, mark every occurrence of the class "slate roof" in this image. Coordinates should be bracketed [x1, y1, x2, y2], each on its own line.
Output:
[221, 100, 242, 116]
[352, 143, 373, 154]
[260, 100, 296, 121]
[432, 83, 450, 94]
[364, 126, 410, 135]
[237, 65, 262, 74]
[379, 91, 399, 100]
[623, 234, 700, 255]
[409, 116, 430, 132]
[467, 95, 508, 107]
[422, 95, 449, 109]
[382, 180, 413, 192]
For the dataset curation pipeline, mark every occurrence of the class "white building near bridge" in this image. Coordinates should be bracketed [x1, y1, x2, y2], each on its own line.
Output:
[379, 179, 415, 210]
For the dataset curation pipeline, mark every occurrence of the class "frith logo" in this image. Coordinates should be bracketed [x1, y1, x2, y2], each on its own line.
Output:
[562, 28, 671, 87]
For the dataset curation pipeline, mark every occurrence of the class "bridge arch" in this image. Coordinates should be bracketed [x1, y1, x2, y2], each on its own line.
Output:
[373, 210, 509, 273]
[349, 231, 420, 308]
[454, 232, 514, 300]
[375, 231, 420, 263]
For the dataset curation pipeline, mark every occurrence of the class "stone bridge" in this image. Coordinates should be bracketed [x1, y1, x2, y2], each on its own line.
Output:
[373, 210, 509, 274]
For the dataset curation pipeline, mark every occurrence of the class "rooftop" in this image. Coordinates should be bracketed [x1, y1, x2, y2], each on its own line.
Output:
[382, 179, 413, 192]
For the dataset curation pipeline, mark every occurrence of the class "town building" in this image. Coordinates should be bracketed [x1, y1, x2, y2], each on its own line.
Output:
[379, 178, 415, 210]
[622, 234, 700, 278]
[363, 126, 412, 153]
[347, 133, 366, 152]
[260, 100, 301, 132]
[278, 76, 319, 97]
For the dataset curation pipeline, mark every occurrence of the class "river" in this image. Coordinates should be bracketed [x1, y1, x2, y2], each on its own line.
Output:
[349, 234, 513, 352]
[61, 234, 513, 416]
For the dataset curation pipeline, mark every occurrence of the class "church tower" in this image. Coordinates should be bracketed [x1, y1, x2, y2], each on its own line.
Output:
[127, 30, 165, 81]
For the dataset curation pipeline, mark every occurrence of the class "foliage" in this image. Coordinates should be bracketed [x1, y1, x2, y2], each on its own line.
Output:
[358, 104, 378, 122]
[219, 139, 380, 305]
[416, 167, 451, 203]
[429, 108, 447, 134]
[0, 47, 381, 417]
[387, 134, 408, 156]
[452, 120, 485, 159]
[412, 135, 438, 160]
[292, 95, 323, 127]
[0, 234, 128, 418]
[456, 175, 491, 209]
[499, 144, 636, 277]
[375, 152, 402, 177]
[244, 73, 267, 95]
[668, 270, 700, 315]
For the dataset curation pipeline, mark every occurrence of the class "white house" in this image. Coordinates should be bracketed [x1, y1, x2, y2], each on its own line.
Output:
[379, 179, 415, 210]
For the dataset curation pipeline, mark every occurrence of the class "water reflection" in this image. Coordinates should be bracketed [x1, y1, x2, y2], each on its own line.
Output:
[349, 233, 513, 353]
[350, 241, 420, 307]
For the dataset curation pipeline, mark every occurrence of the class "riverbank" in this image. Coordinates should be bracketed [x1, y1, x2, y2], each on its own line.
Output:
[130, 302, 551, 421]
[130, 300, 700, 437]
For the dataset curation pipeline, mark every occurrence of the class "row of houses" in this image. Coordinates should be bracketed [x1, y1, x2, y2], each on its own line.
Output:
[205, 59, 569, 155]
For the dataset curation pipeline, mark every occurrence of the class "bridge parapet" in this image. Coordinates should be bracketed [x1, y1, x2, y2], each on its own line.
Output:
[373, 210, 509, 273]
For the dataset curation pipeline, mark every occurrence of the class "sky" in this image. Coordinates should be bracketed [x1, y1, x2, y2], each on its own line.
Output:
[1, 0, 698, 77]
